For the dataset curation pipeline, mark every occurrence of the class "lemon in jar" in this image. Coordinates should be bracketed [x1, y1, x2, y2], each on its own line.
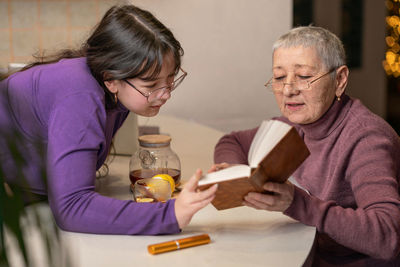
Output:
[152, 174, 175, 193]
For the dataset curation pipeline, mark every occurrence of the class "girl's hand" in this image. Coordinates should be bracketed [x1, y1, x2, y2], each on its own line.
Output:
[243, 181, 295, 212]
[207, 162, 232, 173]
[174, 169, 218, 229]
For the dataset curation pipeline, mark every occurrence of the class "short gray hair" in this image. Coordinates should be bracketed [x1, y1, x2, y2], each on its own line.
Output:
[272, 26, 346, 70]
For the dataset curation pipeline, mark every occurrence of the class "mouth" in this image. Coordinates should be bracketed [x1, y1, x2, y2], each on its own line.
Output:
[150, 102, 165, 109]
[285, 102, 304, 110]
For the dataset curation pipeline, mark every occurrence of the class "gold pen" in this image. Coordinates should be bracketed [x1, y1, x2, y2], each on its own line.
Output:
[147, 234, 211, 255]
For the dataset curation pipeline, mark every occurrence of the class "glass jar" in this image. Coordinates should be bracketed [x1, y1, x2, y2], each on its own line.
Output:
[129, 134, 181, 187]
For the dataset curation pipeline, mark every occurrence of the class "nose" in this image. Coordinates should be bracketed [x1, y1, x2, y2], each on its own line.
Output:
[282, 83, 300, 96]
[282, 74, 298, 95]
[159, 88, 172, 100]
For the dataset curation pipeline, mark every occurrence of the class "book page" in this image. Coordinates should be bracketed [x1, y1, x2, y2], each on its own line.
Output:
[248, 120, 272, 163]
[288, 176, 310, 194]
[198, 164, 251, 186]
[249, 120, 292, 167]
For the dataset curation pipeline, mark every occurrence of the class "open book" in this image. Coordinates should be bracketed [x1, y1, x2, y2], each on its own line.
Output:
[198, 120, 310, 210]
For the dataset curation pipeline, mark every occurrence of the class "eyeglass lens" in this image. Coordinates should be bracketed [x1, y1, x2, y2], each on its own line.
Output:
[147, 73, 186, 102]
[268, 80, 310, 91]
[266, 69, 334, 92]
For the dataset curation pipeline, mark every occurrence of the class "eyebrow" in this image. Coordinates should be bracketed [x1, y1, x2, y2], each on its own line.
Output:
[273, 64, 318, 71]
[140, 72, 176, 82]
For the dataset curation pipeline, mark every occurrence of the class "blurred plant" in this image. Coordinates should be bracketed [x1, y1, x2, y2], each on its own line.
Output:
[0, 95, 69, 266]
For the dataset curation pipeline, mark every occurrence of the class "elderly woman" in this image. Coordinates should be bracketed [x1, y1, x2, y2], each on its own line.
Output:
[212, 26, 400, 266]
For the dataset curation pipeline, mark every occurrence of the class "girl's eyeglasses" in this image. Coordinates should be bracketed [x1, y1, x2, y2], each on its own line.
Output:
[123, 68, 187, 102]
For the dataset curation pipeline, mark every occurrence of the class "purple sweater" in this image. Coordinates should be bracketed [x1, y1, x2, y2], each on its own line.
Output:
[214, 95, 400, 266]
[0, 58, 179, 235]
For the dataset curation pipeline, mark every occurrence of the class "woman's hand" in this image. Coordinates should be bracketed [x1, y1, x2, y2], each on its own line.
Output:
[243, 181, 295, 212]
[207, 162, 232, 173]
[174, 169, 218, 229]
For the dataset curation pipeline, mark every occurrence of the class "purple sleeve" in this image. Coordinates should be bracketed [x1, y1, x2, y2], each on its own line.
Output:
[47, 93, 179, 235]
[214, 127, 258, 164]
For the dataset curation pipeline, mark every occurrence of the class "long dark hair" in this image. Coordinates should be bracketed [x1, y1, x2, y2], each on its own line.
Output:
[20, 4, 184, 109]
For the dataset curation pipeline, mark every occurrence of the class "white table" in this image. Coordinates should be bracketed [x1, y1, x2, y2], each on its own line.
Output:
[7, 115, 316, 267]
[62, 115, 316, 267]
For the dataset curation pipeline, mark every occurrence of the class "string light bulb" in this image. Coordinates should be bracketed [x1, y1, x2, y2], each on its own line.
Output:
[384, 0, 400, 77]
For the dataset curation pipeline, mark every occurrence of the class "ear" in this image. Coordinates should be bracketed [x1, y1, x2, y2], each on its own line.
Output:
[335, 65, 349, 98]
[104, 80, 119, 94]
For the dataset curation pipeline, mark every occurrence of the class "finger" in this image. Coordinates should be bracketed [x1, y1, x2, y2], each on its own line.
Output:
[194, 169, 202, 181]
[242, 200, 263, 210]
[247, 191, 273, 201]
[263, 181, 294, 197]
[244, 195, 274, 210]
[183, 169, 203, 191]
[207, 164, 218, 173]
[193, 194, 216, 210]
[263, 182, 285, 194]
[208, 162, 230, 172]
[243, 197, 269, 210]
[193, 184, 218, 202]
[246, 191, 277, 206]
[216, 162, 230, 170]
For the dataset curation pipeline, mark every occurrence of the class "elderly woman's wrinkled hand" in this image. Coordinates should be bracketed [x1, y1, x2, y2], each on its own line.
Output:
[174, 169, 218, 229]
[243, 181, 295, 212]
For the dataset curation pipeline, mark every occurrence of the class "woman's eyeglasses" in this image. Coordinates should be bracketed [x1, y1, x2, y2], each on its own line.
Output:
[124, 68, 187, 102]
[264, 68, 336, 92]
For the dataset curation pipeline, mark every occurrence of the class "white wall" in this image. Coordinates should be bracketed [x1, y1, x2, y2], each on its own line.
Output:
[131, 0, 292, 133]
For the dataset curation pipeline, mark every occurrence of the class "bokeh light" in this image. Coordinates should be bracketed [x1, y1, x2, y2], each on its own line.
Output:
[384, 0, 400, 77]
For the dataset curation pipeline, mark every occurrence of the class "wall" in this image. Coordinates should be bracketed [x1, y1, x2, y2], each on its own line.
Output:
[0, 0, 122, 67]
[314, 0, 387, 118]
[0, 0, 292, 133]
[138, 0, 292, 132]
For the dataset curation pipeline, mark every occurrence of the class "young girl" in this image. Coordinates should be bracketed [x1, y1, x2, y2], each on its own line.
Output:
[0, 4, 217, 235]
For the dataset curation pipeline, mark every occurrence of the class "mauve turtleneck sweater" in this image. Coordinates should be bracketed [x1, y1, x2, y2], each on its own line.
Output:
[214, 94, 400, 266]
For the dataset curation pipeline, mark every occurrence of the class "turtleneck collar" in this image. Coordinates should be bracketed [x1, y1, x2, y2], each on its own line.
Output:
[299, 94, 352, 140]
[116, 100, 129, 112]
[106, 100, 129, 114]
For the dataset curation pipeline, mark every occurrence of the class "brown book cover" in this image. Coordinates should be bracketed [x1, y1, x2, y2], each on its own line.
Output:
[199, 122, 310, 210]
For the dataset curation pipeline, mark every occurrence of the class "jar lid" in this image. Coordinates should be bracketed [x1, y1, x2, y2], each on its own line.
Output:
[138, 134, 171, 147]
